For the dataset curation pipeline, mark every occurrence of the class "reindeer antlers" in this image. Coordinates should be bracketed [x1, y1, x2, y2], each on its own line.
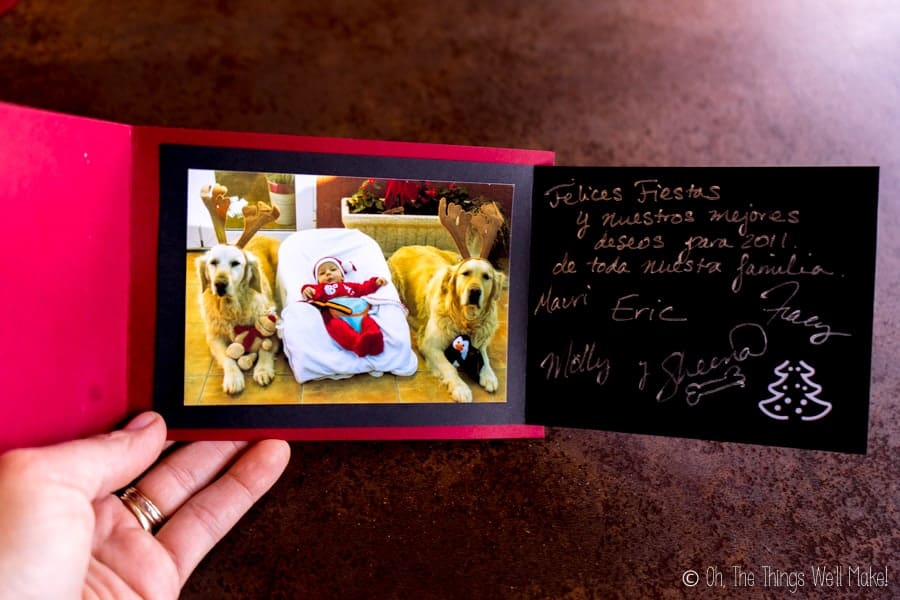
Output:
[471, 202, 502, 259]
[438, 197, 501, 260]
[200, 184, 230, 244]
[438, 198, 473, 259]
[200, 183, 280, 248]
[235, 201, 280, 248]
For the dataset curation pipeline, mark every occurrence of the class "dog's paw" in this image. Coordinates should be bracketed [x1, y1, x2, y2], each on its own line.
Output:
[223, 365, 245, 395]
[449, 382, 473, 403]
[479, 367, 499, 393]
[253, 363, 275, 387]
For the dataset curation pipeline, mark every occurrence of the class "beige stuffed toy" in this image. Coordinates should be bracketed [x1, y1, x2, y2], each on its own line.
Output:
[226, 309, 279, 371]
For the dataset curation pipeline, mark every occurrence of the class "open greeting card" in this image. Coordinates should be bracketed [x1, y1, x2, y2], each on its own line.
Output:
[0, 103, 878, 453]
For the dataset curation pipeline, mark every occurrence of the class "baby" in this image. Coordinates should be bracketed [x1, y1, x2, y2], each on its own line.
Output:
[301, 257, 387, 356]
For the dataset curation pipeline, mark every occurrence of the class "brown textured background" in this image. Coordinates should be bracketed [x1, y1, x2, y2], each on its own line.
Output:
[1, 1, 897, 598]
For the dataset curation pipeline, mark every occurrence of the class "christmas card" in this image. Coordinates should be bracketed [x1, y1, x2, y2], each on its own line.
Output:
[0, 102, 877, 453]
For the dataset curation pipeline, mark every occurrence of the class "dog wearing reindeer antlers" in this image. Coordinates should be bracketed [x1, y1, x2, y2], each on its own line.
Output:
[196, 184, 281, 395]
[388, 198, 506, 403]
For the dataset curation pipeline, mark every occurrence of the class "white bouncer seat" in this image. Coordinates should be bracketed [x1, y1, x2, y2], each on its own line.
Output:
[276, 228, 418, 383]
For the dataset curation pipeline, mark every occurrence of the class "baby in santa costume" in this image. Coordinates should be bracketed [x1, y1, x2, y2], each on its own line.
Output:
[301, 257, 387, 356]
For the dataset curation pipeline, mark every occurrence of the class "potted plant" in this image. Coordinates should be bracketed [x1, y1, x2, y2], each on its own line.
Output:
[265, 173, 296, 226]
[342, 179, 506, 256]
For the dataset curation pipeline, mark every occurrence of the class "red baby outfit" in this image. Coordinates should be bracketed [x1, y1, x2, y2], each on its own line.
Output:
[301, 277, 384, 356]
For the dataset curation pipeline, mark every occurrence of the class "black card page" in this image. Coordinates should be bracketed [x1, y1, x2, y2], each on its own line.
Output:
[526, 167, 878, 453]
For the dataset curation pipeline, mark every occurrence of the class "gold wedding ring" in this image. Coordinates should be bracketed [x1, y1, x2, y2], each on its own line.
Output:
[118, 486, 165, 533]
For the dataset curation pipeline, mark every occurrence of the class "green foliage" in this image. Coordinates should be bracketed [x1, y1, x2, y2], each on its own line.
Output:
[347, 178, 386, 213]
[346, 178, 488, 215]
[265, 173, 295, 185]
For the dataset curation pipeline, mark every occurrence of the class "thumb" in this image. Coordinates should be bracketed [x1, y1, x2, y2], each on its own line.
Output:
[22, 412, 167, 500]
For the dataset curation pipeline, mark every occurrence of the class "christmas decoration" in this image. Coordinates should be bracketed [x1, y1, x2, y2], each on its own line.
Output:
[759, 360, 832, 421]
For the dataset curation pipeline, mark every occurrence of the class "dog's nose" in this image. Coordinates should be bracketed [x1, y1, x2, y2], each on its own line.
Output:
[214, 281, 228, 296]
[467, 288, 482, 306]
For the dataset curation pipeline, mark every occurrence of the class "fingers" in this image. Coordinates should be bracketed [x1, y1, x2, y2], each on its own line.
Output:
[156, 439, 290, 585]
[8, 412, 167, 500]
[134, 441, 249, 517]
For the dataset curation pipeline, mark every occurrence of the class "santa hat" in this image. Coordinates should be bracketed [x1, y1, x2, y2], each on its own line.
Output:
[313, 256, 356, 279]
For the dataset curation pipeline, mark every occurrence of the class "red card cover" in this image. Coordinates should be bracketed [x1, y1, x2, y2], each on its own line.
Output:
[0, 102, 549, 450]
[0, 102, 133, 451]
[0, 1, 18, 17]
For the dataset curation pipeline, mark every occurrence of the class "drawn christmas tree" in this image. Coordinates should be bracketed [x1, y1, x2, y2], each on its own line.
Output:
[759, 360, 832, 421]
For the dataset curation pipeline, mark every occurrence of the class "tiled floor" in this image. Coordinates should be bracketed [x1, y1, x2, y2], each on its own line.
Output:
[184, 252, 508, 405]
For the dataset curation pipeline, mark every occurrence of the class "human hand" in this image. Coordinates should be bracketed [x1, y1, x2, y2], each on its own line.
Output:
[0, 412, 290, 599]
[302, 286, 316, 300]
[376, 277, 387, 287]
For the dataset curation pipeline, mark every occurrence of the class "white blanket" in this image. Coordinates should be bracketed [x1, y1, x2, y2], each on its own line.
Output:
[276, 228, 418, 383]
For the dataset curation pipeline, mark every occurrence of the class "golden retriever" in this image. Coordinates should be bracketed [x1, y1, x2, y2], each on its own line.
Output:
[388, 245, 504, 402]
[196, 236, 280, 394]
